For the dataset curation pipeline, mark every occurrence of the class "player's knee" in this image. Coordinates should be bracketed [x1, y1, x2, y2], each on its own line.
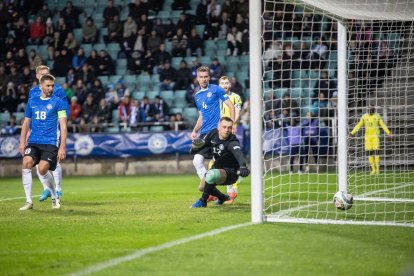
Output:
[205, 169, 221, 184]
[193, 154, 204, 169]
[22, 157, 34, 169]
[37, 163, 49, 176]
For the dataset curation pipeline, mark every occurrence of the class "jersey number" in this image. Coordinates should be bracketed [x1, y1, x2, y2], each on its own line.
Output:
[202, 102, 207, 109]
[35, 111, 46, 120]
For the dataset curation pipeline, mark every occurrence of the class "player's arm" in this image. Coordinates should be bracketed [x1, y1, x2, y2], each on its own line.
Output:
[58, 109, 67, 162]
[191, 111, 203, 140]
[223, 98, 235, 122]
[349, 115, 365, 138]
[190, 130, 212, 154]
[228, 141, 250, 177]
[378, 116, 391, 136]
[19, 118, 31, 156]
[234, 95, 242, 124]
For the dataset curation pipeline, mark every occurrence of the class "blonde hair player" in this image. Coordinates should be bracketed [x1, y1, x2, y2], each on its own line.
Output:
[349, 105, 393, 175]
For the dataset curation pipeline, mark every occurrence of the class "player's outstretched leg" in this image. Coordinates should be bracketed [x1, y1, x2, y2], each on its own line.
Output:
[53, 163, 63, 199]
[20, 168, 34, 211]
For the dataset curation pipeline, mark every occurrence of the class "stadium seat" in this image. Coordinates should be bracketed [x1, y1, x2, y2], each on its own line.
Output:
[164, 40, 172, 53]
[73, 28, 83, 43]
[290, 88, 302, 98]
[158, 11, 171, 19]
[132, 91, 146, 100]
[106, 127, 119, 133]
[12, 112, 25, 122]
[195, 25, 205, 36]
[182, 107, 198, 122]
[55, 77, 66, 85]
[172, 57, 183, 69]
[216, 39, 227, 50]
[112, 110, 119, 125]
[124, 75, 137, 87]
[275, 88, 288, 99]
[116, 66, 127, 76]
[109, 75, 123, 84]
[151, 74, 160, 83]
[98, 76, 109, 87]
[236, 71, 249, 82]
[150, 125, 164, 132]
[170, 107, 183, 115]
[38, 45, 48, 61]
[203, 40, 217, 50]
[160, 91, 174, 106]
[226, 63, 239, 72]
[94, 43, 106, 51]
[82, 44, 93, 56]
[146, 90, 159, 100]
[174, 90, 187, 108]
[198, 56, 212, 66]
[239, 55, 250, 66]
[137, 74, 151, 85]
[0, 112, 10, 126]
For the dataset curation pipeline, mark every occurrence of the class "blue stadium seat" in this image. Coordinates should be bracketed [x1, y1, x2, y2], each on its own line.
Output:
[275, 88, 288, 99]
[203, 40, 217, 50]
[0, 112, 10, 126]
[170, 107, 183, 115]
[146, 90, 159, 100]
[198, 56, 212, 65]
[150, 125, 164, 132]
[137, 74, 151, 85]
[132, 91, 146, 100]
[160, 90, 174, 106]
[182, 107, 198, 122]
[82, 44, 93, 56]
[98, 76, 109, 87]
[12, 112, 25, 122]
[195, 25, 205, 36]
[216, 39, 227, 50]
[290, 88, 302, 98]
[112, 110, 119, 125]
[73, 28, 83, 43]
[55, 77, 66, 85]
[174, 90, 187, 108]
[94, 43, 106, 51]
[151, 74, 160, 83]
[116, 66, 127, 75]
[109, 75, 123, 84]
[239, 55, 250, 66]
[124, 75, 137, 87]
[172, 57, 183, 69]
[236, 71, 248, 82]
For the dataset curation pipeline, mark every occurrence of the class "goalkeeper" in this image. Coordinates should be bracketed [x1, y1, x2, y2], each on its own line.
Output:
[349, 106, 393, 175]
[190, 117, 250, 208]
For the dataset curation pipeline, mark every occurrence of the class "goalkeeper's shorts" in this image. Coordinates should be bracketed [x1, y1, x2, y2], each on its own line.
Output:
[365, 137, 379, 151]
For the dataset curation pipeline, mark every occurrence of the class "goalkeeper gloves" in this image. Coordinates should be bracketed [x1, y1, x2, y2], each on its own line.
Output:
[238, 166, 250, 177]
[192, 138, 205, 150]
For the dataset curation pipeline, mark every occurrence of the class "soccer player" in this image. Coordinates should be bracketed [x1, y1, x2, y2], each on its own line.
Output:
[29, 65, 69, 201]
[216, 76, 243, 202]
[191, 66, 235, 190]
[190, 117, 250, 208]
[349, 106, 393, 175]
[18, 74, 67, 210]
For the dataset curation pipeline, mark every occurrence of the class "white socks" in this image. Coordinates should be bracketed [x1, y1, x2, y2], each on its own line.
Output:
[38, 171, 56, 198]
[22, 169, 33, 203]
[52, 163, 62, 192]
[193, 154, 207, 180]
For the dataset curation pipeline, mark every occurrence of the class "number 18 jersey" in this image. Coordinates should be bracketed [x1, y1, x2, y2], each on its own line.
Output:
[25, 96, 67, 147]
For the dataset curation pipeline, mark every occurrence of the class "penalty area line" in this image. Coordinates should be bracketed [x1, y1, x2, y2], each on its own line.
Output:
[0, 195, 41, 202]
[67, 222, 253, 276]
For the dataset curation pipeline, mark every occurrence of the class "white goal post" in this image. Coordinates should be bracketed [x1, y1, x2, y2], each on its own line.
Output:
[250, 0, 414, 227]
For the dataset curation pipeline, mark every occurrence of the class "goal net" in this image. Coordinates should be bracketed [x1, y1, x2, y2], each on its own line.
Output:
[257, 0, 414, 226]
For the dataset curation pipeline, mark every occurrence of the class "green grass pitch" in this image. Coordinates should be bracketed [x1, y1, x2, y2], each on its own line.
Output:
[0, 175, 413, 275]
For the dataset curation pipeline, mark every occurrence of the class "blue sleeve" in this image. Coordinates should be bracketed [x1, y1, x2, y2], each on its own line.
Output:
[25, 101, 32, 118]
[216, 86, 228, 102]
[72, 56, 77, 69]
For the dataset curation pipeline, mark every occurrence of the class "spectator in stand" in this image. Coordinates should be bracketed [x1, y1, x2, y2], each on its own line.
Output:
[140, 96, 155, 122]
[63, 32, 78, 54]
[281, 92, 299, 118]
[190, 58, 201, 78]
[146, 30, 162, 54]
[175, 60, 193, 90]
[172, 0, 191, 10]
[87, 49, 100, 73]
[37, 3, 53, 23]
[76, 63, 96, 88]
[233, 13, 248, 33]
[240, 99, 250, 129]
[48, 31, 65, 61]
[236, 0, 249, 19]
[103, 0, 119, 27]
[129, 99, 141, 128]
[187, 28, 203, 57]
[65, 68, 76, 87]
[21, 66, 35, 86]
[88, 79, 105, 105]
[312, 91, 329, 119]
[29, 16, 45, 45]
[293, 41, 311, 70]
[57, 17, 70, 40]
[15, 49, 30, 71]
[5, 36, 18, 57]
[196, 0, 208, 25]
[152, 44, 172, 74]
[176, 13, 193, 35]
[28, 50, 43, 71]
[116, 79, 129, 99]
[13, 17, 29, 49]
[91, 98, 112, 132]
[128, 0, 149, 20]
[230, 76, 244, 101]
[159, 60, 177, 91]
[6, 66, 23, 87]
[69, 96, 82, 128]
[209, 58, 223, 85]
[43, 17, 55, 45]
[122, 16, 137, 51]
[153, 95, 170, 122]
[74, 79, 88, 106]
[104, 15, 122, 44]
[263, 40, 283, 68]
[79, 93, 97, 132]
[118, 91, 132, 126]
[171, 28, 188, 57]
[1, 115, 18, 135]
[175, 112, 187, 130]
[53, 48, 72, 77]
[82, 17, 98, 44]
[163, 18, 176, 40]
[310, 37, 328, 69]
[287, 118, 303, 174]
[227, 26, 242, 56]
[105, 83, 120, 108]
[1, 82, 18, 114]
[137, 14, 152, 36]
[4, 51, 15, 72]
[16, 85, 29, 112]
[72, 48, 87, 73]
[207, 0, 221, 19]
[98, 50, 114, 75]
[147, 0, 163, 13]
[218, 11, 231, 39]
[166, 113, 177, 131]
[300, 111, 320, 173]
[316, 71, 335, 100]
[152, 18, 166, 39]
[60, 0, 82, 29]
[186, 77, 198, 106]
[63, 82, 74, 101]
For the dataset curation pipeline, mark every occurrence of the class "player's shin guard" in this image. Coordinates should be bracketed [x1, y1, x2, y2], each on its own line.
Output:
[201, 182, 227, 203]
[36, 165, 48, 190]
[22, 169, 33, 203]
[369, 156, 376, 174]
[374, 155, 380, 174]
[39, 171, 57, 199]
[193, 154, 207, 180]
[53, 163, 62, 192]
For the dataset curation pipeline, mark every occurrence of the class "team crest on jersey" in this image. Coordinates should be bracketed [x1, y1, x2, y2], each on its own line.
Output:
[74, 135, 94, 155]
[219, 144, 224, 150]
[148, 134, 168, 154]
[47, 104, 52, 110]
[0, 137, 20, 157]
[207, 92, 212, 98]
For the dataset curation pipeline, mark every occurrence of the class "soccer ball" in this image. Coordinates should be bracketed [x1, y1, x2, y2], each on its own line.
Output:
[333, 191, 353, 210]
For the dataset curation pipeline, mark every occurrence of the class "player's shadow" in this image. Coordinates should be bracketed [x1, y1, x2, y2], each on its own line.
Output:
[219, 202, 251, 213]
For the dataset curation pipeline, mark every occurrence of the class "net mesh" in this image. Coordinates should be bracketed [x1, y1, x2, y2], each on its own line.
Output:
[261, 0, 414, 226]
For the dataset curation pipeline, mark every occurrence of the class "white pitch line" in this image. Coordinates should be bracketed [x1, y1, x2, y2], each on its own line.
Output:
[0, 195, 41, 202]
[67, 222, 253, 276]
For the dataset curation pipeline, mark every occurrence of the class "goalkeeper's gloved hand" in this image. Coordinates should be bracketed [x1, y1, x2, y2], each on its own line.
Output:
[238, 166, 250, 177]
[192, 138, 205, 149]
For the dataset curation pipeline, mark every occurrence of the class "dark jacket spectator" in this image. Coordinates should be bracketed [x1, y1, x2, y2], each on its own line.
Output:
[128, 0, 149, 20]
[97, 50, 114, 75]
[159, 61, 177, 90]
[176, 60, 193, 90]
[53, 48, 72, 77]
[87, 50, 100, 73]
[146, 31, 162, 54]
[187, 28, 203, 57]
[171, 28, 188, 57]
[153, 96, 170, 122]
[72, 48, 87, 72]
[103, 0, 119, 27]
[82, 18, 98, 44]
[60, 1, 82, 29]
[105, 15, 122, 43]
[76, 64, 96, 87]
